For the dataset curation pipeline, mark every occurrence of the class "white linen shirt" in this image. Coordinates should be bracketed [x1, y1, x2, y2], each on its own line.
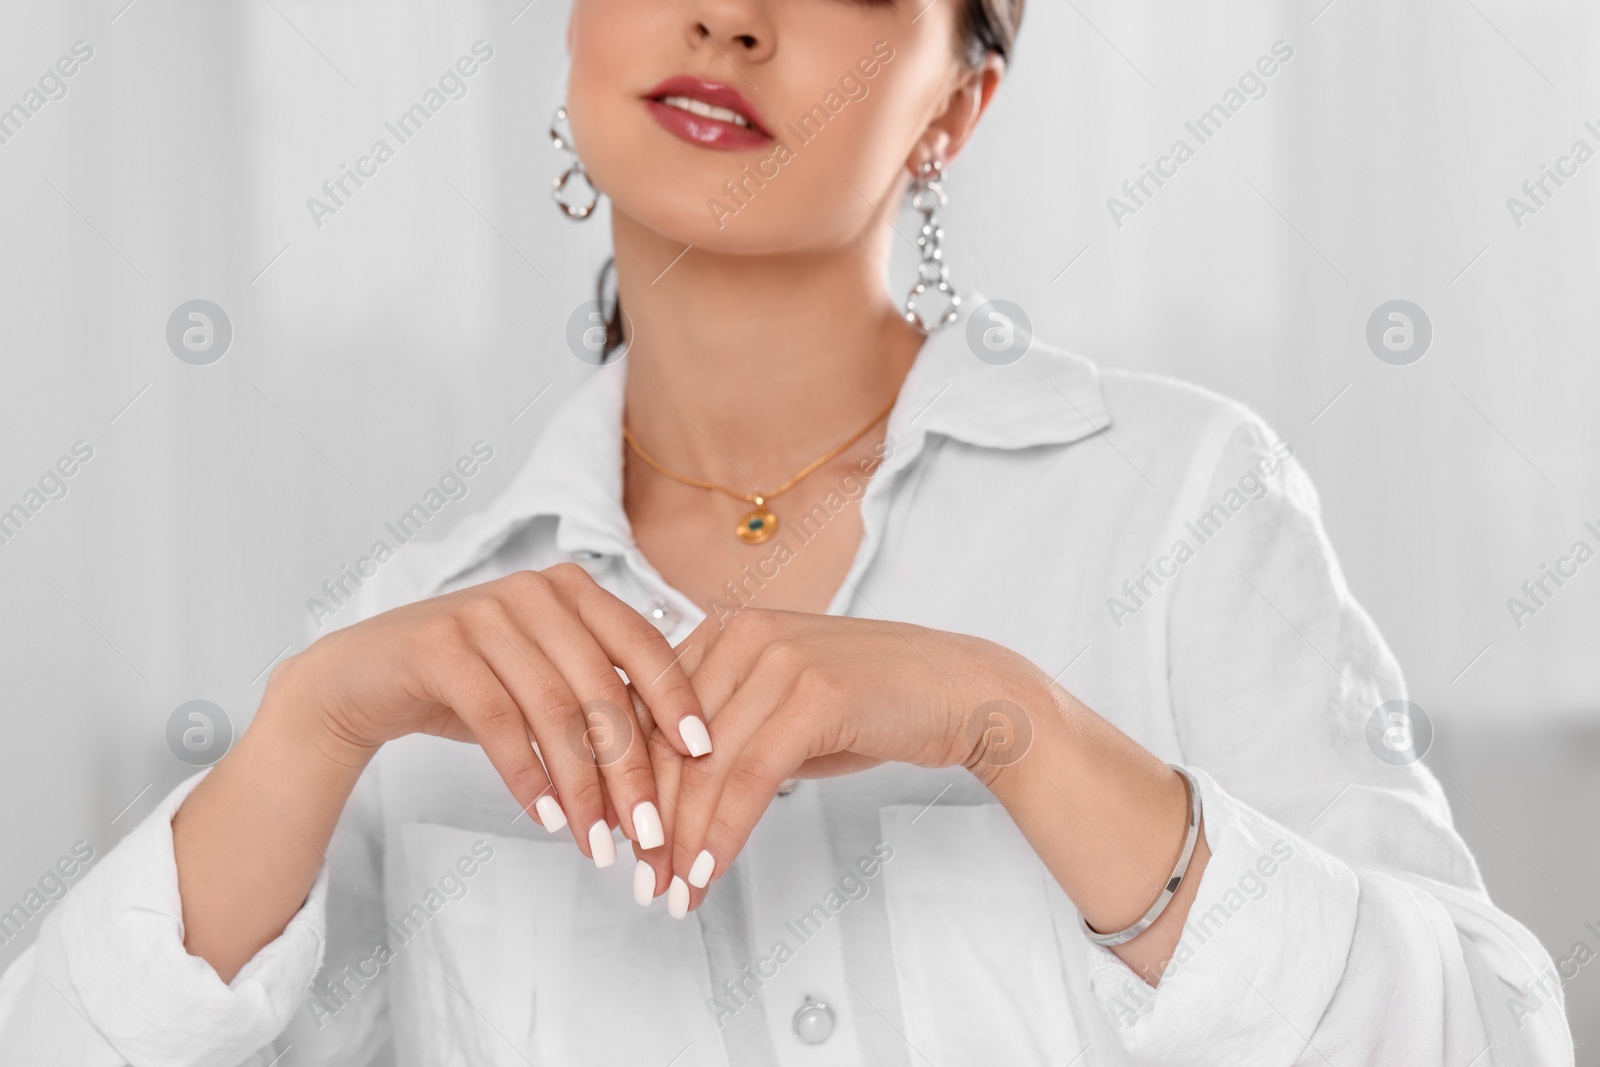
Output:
[0, 299, 1575, 1066]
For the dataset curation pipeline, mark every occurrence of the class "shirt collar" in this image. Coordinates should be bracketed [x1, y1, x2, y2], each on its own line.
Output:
[883, 292, 1112, 465]
[424, 293, 1112, 593]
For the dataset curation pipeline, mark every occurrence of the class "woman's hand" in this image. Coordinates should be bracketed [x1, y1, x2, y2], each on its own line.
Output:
[640, 608, 1201, 988]
[176, 563, 709, 981]
[645, 608, 1040, 913]
[280, 563, 709, 863]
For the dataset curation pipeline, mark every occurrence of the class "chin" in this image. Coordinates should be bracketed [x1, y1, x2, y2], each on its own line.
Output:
[606, 160, 871, 259]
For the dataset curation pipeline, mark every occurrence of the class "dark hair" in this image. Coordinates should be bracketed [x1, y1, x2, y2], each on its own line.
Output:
[958, 0, 1025, 69]
[595, 0, 1025, 361]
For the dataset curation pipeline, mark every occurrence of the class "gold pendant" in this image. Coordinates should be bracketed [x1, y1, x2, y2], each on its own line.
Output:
[736, 497, 778, 545]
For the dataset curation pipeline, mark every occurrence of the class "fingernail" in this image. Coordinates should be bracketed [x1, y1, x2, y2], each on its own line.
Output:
[667, 875, 690, 919]
[678, 716, 713, 757]
[633, 859, 656, 906]
[588, 820, 616, 869]
[535, 795, 567, 834]
[632, 801, 665, 850]
[688, 849, 715, 889]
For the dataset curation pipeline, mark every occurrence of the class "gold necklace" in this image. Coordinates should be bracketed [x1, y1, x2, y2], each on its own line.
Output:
[624, 394, 898, 545]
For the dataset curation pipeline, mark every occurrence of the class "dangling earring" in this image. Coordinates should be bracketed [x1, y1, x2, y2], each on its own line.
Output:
[550, 104, 601, 220]
[902, 160, 960, 333]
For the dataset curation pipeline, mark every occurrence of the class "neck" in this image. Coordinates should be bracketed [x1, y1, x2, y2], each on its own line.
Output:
[611, 208, 925, 489]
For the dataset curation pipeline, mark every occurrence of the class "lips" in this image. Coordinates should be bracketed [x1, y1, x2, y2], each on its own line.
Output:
[643, 76, 774, 150]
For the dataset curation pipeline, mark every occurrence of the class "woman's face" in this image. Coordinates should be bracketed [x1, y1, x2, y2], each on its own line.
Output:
[565, 0, 972, 255]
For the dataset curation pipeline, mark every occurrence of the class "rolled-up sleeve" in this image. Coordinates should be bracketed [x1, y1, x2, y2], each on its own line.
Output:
[0, 771, 330, 1066]
[1086, 411, 1574, 1065]
[0, 584, 400, 1067]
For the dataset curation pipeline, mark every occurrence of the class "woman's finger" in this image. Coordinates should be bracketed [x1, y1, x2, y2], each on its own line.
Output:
[682, 716, 804, 909]
[498, 582, 664, 863]
[454, 589, 614, 861]
[667, 661, 802, 913]
[634, 719, 684, 909]
[621, 684, 679, 907]
[667, 615, 721, 680]
[674, 609, 792, 720]
[563, 568, 714, 760]
[426, 635, 557, 826]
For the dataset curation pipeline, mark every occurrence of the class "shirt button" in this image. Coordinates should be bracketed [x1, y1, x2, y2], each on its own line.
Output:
[645, 599, 680, 635]
[776, 778, 800, 796]
[570, 550, 609, 576]
[792, 997, 835, 1045]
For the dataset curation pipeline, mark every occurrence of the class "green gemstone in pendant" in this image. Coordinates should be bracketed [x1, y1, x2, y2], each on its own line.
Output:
[736, 505, 778, 545]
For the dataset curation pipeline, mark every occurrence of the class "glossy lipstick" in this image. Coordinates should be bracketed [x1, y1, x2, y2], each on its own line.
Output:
[643, 76, 773, 150]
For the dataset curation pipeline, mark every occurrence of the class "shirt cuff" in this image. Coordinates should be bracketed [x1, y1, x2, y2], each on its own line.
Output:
[45, 770, 330, 1065]
[1085, 767, 1359, 1066]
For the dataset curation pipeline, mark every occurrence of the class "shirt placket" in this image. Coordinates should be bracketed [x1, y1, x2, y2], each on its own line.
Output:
[585, 442, 927, 1064]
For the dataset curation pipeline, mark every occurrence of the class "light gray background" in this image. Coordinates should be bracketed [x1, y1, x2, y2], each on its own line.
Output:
[1, 0, 1595, 1051]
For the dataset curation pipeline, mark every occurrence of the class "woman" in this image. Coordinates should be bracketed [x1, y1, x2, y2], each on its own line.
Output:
[0, 0, 1573, 1063]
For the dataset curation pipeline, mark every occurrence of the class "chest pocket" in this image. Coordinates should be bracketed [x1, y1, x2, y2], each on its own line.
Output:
[387, 822, 731, 1067]
[877, 803, 1094, 1066]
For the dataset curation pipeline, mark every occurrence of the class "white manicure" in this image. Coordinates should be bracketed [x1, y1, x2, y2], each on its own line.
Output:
[678, 716, 713, 757]
[588, 820, 617, 869]
[688, 849, 716, 889]
[668, 875, 690, 919]
[535, 795, 567, 834]
[633, 859, 656, 907]
[632, 801, 665, 850]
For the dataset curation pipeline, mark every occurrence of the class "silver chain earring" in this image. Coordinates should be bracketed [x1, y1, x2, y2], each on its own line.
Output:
[903, 160, 960, 333]
[550, 105, 601, 221]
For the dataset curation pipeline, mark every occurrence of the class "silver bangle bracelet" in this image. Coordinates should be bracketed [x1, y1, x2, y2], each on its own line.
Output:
[1080, 764, 1204, 948]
